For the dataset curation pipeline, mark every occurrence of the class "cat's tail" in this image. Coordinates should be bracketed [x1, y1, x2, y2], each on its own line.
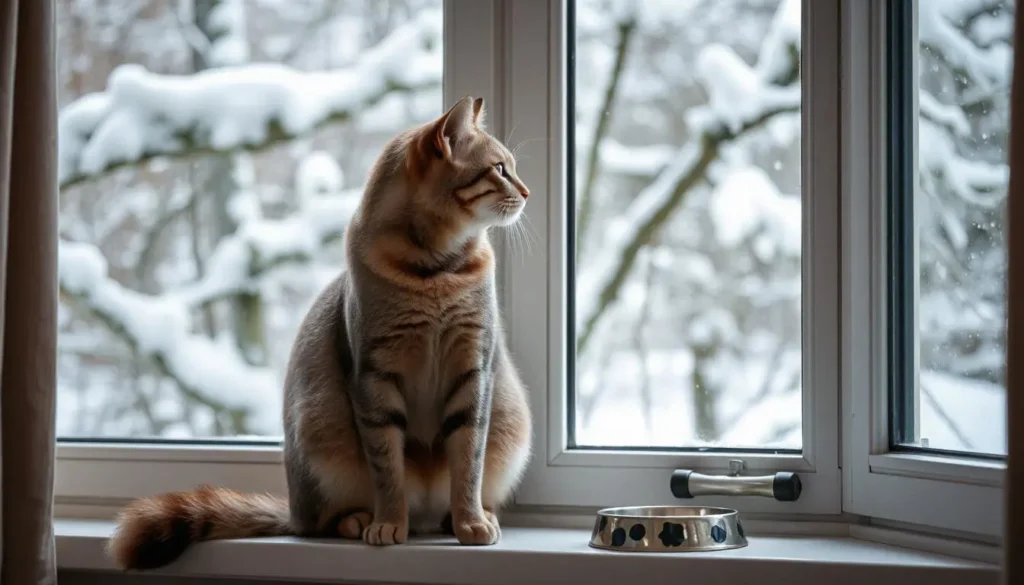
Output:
[107, 485, 292, 570]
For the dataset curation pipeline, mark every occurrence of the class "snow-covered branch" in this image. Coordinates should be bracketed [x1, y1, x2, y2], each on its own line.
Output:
[58, 151, 360, 433]
[172, 187, 360, 306]
[58, 9, 442, 188]
[577, 9, 638, 252]
[576, 0, 801, 354]
[59, 240, 281, 434]
[918, 0, 1012, 92]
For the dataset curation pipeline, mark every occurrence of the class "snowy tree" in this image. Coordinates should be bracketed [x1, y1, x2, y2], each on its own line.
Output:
[571, 0, 1011, 452]
[55, 0, 1011, 452]
[57, 0, 442, 437]
[914, 0, 1013, 453]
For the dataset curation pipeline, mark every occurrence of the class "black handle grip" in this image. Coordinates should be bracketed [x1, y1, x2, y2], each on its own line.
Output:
[772, 471, 802, 502]
[670, 469, 802, 502]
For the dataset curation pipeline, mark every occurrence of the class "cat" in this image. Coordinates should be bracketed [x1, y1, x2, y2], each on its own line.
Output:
[107, 96, 534, 570]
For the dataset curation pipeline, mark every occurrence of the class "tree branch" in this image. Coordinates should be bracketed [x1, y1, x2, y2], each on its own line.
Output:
[576, 104, 798, 354]
[576, 15, 637, 256]
[168, 189, 359, 307]
[58, 10, 442, 189]
[133, 186, 196, 286]
[58, 240, 282, 434]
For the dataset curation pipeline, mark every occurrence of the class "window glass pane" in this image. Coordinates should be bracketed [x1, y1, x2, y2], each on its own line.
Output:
[891, 0, 1013, 457]
[57, 0, 443, 440]
[570, 0, 803, 450]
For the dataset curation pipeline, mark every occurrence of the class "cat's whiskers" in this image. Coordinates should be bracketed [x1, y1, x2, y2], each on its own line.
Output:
[519, 211, 539, 255]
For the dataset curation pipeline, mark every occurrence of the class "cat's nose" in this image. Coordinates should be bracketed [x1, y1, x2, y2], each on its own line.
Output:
[520, 186, 530, 200]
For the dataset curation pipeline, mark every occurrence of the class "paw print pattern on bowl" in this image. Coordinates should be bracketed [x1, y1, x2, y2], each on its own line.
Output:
[588, 506, 747, 552]
[611, 527, 627, 546]
[658, 522, 686, 547]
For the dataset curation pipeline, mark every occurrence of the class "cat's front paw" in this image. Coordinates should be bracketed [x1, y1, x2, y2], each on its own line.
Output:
[452, 510, 500, 545]
[362, 521, 408, 546]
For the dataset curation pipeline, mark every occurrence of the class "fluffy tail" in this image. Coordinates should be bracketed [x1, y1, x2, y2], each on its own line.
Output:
[107, 485, 292, 570]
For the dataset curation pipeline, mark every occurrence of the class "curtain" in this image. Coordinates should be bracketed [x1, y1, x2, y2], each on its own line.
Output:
[0, 0, 59, 583]
[1007, 3, 1024, 584]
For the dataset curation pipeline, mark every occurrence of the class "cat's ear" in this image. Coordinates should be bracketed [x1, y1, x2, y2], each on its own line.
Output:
[430, 96, 480, 160]
[472, 97, 486, 129]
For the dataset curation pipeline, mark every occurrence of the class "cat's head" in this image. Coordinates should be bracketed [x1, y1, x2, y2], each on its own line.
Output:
[407, 96, 528, 230]
[395, 96, 529, 235]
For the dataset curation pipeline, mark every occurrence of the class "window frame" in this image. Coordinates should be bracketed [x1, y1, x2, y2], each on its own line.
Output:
[53, 0, 503, 506]
[503, 0, 842, 515]
[53, 0, 1007, 544]
[839, 0, 1005, 539]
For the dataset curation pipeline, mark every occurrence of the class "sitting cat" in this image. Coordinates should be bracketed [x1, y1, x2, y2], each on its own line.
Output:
[108, 96, 533, 570]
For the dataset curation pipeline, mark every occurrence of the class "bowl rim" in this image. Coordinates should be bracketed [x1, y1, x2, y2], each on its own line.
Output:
[594, 505, 739, 520]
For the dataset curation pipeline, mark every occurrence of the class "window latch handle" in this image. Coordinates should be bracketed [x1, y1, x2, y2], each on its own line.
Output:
[670, 460, 802, 502]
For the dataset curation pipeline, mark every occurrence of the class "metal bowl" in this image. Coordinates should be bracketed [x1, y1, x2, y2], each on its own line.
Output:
[588, 506, 748, 552]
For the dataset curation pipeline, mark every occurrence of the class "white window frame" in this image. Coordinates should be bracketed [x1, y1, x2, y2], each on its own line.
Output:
[54, 0, 1007, 544]
[839, 0, 1005, 539]
[55, 0, 843, 517]
[499, 0, 842, 515]
[54, 0, 504, 506]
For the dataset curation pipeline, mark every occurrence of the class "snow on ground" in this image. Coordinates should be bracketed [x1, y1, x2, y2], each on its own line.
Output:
[920, 370, 1006, 455]
[575, 351, 1004, 454]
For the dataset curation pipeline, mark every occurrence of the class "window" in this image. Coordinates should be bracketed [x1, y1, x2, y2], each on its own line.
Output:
[508, 0, 840, 514]
[55, 0, 1008, 545]
[56, 0, 444, 442]
[570, 0, 804, 451]
[889, 0, 1011, 458]
[841, 0, 1009, 538]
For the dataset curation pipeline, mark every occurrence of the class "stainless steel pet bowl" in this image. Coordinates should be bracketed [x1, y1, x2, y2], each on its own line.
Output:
[589, 506, 747, 552]
[588, 462, 803, 553]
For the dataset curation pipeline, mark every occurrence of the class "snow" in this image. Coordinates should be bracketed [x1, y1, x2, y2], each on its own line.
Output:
[54, 0, 1009, 449]
[918, 120, 1009, 207]
[598, 139, 674, 176]
[756, 0, 800, 84]
[296, 151, 345, 203]
[577, 6, 802, 330]
[58, 240, 281, 433]
[693, 44, 800, 135]
[575, 143, 701, 327]
[206, 0, 250, 67]
[919, 91, 971, 137]
[171, 186, 361, 307]
[709, 166, 800, 260]
[57, 9, 443, 186]
[918, 0, 1012, 90]
[920, 370, 1005, 455]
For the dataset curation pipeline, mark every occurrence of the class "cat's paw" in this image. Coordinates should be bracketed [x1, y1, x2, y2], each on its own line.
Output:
[362, 521, 408, 546]
[453, 511, 500, 545]
[338, 511, 373, 539]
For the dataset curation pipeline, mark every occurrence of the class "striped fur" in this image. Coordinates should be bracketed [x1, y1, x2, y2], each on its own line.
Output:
[107, 486, 291, 570]
[108, 96, 533, 569]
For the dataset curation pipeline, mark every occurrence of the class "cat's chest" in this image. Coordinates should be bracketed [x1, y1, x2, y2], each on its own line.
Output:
[383, 303, 486, 430]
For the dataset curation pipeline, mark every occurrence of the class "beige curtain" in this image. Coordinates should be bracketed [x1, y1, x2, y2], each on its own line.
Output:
[1007, 3, 1024, 584]
[0, 0, 59, 584]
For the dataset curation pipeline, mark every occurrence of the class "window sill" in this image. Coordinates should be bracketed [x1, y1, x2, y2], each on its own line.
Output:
[56, 519, 998, 585]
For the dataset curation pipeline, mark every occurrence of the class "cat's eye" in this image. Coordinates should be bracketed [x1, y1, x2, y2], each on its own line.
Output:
[495, 162, 507, 177]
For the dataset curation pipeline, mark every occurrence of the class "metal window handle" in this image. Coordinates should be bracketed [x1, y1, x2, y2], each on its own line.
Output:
[670, 460, 802, 502]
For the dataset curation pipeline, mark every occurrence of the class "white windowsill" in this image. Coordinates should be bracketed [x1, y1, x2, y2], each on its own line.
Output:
[56, 519, 999, 585]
